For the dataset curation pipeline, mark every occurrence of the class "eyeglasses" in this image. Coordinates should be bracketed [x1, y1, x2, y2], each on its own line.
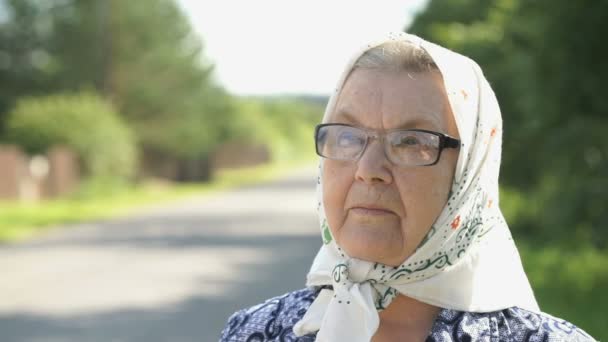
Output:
[314, 123, 461, 167]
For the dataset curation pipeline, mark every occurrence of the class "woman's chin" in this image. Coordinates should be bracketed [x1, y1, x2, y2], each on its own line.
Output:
[337, 225, 404, 266]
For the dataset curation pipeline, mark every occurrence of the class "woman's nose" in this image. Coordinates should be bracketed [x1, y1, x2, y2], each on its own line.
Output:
[354, 139, 393, 184]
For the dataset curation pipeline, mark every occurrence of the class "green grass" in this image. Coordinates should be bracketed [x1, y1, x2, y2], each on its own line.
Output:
[518, 242, 607, 340]
[0, 160, 316, 243]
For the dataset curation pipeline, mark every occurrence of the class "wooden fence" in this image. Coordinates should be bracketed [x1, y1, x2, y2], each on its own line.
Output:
[0, 144, 79, 201]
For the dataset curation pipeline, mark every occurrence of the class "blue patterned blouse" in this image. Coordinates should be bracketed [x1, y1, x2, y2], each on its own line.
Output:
[220, 287, 596, 342]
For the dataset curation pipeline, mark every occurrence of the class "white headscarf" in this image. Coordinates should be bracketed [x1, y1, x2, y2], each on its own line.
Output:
[293, 32, 539, 341]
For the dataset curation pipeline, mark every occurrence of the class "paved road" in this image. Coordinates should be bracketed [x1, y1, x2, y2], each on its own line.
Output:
[0, 166, 321, 342]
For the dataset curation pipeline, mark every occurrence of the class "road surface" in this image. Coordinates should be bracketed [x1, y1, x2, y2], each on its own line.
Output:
[0, 166, 320, 342]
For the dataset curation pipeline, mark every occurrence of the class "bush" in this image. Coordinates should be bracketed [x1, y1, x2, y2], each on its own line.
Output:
[6, 92, 137, 182]
[518, 243, 607, 340]
[232, 97, 323, 163]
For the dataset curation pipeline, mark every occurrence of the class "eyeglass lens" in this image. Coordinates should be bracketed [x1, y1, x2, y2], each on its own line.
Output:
[316, 125, 442, 166]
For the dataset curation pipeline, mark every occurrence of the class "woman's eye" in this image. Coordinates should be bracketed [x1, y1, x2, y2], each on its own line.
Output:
[337, 132, 362, 147]
[398, 136, 420, 146]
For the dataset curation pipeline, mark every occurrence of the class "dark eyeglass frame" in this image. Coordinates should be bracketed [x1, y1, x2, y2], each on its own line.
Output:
[314, 123, 461, 166]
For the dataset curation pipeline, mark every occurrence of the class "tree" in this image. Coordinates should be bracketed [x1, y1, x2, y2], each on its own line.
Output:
[49, 0, 232, 162]
[0, 0, 236, 180]
[0, 0, 60, 136]
[408, 0, 608, 247]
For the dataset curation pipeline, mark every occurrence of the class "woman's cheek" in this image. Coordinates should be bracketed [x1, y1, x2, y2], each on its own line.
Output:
[322, 162, 352, 235]
[414, 171, 452, 225]
[395, 172, 443, 223]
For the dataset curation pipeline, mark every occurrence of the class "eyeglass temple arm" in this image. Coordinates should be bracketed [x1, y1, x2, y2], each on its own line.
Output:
[443, 136, 461, 148]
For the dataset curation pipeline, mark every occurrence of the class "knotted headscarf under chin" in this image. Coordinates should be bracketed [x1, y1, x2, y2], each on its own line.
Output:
[293, 32, 539, 341]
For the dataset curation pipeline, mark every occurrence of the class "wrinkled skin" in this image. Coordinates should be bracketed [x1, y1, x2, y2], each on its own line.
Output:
[322, 68, 460, 267]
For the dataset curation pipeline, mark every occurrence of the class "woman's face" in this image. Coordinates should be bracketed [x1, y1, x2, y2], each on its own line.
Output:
[322, 68, 460, 266]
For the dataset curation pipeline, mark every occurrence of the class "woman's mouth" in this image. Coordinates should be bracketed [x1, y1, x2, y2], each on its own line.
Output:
[350, 206, 396, 216]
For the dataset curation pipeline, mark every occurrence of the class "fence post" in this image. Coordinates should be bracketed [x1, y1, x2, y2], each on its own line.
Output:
[46, 145, 79, 197]
[0, 145, 26, 200]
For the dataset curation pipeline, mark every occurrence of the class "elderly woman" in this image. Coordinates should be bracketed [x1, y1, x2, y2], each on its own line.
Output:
[220, 33, 597, 342]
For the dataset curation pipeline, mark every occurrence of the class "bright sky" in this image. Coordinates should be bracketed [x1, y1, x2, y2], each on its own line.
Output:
[177, 0, 428, 96]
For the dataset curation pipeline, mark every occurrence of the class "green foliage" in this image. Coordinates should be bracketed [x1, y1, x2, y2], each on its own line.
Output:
[409, 0, 608, 247]
[411, 0, 608, 336]
[97, 0, 230, 159]
[0, 0, 324, 178]
[519, 243, 608, 340]
[0, 0, 59, 135]
[0, 0, 234, 165]
[6, 92, 137, 181]
[232, 97, 324, 162]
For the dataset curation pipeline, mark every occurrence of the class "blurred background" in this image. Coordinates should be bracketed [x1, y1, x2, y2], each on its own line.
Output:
[0, 0, 606, 341]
